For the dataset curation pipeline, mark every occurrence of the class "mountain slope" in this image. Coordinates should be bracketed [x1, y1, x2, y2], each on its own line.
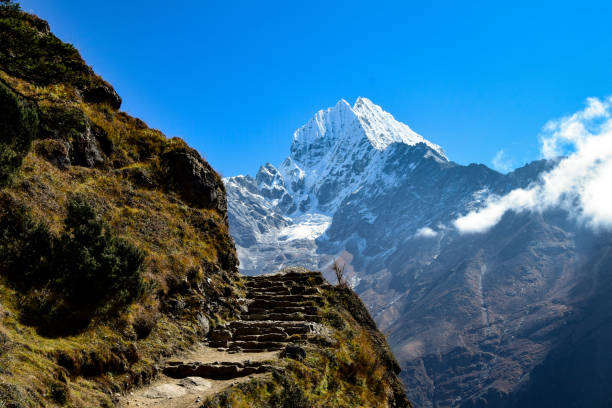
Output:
[0, 3, 408, 407]
[226, 98, 612, 407]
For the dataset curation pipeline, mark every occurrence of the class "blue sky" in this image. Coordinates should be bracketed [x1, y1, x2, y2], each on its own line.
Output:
[18, 0, 612, 177]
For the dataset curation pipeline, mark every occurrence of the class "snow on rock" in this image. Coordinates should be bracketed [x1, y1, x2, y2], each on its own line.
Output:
[224, 97, 449, 274]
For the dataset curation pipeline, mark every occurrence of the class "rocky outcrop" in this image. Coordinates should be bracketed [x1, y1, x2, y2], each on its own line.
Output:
[161, 147, 228, 213]
[36, 105, 113, 168]
[82, 82, 122, 110]
[0, 4, 240, 407]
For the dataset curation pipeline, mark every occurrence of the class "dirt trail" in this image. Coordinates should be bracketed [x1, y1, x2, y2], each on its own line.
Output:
[118, 344, 278, 408]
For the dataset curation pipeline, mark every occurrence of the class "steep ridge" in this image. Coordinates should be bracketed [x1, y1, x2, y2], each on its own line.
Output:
[225, 98, 612, 406]
[0, 3, 409, 407]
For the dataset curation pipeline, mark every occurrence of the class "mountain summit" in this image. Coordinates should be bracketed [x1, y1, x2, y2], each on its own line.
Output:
[279, 97, 446, 214]
[226, 98, 450, 274]
[289, 97, 445, 167]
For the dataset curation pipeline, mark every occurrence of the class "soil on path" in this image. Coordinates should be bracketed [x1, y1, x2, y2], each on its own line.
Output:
[118, 343, 279, 408]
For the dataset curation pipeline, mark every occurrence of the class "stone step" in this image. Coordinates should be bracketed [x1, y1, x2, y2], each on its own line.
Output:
[228, 321, 316, 336]
[247, 271, 323, 281]
[208, 340, 230, 348]
[249, 294, 323, 303]
[232, 333, 291, 342]
[245, 281, 289, 288]
[249, 299, 319, 309]
[245, 313, 321, 323]
[228, 340, 286, 351]
[163, 361, 273, 380]
[245, 275, 323, 286]
[227, 320, 315, 329]
[232, 325, 287, 336]
[247, 287, 320, 297]
[247, 289, 291, 296]
[245, 280, 322, 290]
[247, 306, 319, 316]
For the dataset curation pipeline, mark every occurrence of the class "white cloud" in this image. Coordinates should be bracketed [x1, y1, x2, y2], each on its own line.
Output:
[415, 227, 438, 238]
[492, 149, 514, 173]
[454, 96, 612, 234]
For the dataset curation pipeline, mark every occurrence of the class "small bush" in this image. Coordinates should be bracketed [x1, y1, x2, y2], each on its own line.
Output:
[269, 374, 311, 408]
[48, 381, 68, 405]
[0, 81, 39, 186]
[0, 326, 10, 356]
[332, 260, 348, 288]
[131, 307, 158, 339]
[0, 0, 20, 14]
[54, 195, 145, 312]
[0, 383, 31, 408]
[0, 202, 53, 289]
[0, 195, 145, 333]
[324, 311, 345, 330]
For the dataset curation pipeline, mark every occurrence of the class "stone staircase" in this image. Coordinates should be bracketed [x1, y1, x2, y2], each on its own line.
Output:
[208, 268, 327, 352]
[160, 268, 330, 382]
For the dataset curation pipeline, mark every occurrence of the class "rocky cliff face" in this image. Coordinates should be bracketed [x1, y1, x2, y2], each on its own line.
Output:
[0, 3, 407, 407]
[225, 98, 612, 406]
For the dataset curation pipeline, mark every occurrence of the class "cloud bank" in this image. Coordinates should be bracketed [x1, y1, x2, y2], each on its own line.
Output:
[454, 96, 612, 234]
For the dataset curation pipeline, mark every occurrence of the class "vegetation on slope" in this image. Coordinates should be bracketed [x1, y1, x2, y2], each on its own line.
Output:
[0, 1, 411, 407]
[0, 1, 240, 406]
[0, 194, 145, 334]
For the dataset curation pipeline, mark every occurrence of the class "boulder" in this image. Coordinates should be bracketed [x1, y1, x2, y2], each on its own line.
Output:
[38, 106, 112, 168]
[69, 125, 106, 168]
[82, 82, 122, 110]
[280, 343, 306, 362]
[196, 314, 210, 337]
[209, 329, 232, 343]
[161, 148, 227, 213]
[34, 139, 70, 169]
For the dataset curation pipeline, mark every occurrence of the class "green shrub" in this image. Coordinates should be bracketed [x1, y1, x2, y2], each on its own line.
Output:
[0, 195, 145, 333]
[0, 201, 53, 288]
[0, 0, 20, 14]
[0, 81, 39, 186]
[54, 195, 145, 312]
[0, 7, 91, 87]
[269, 374, 311, 408]
[48, 381, 68, 405]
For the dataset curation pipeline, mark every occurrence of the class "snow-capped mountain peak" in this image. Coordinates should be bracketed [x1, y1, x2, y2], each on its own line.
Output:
[225, 97, 455, 273]
[289, 98, 446, 169]
[352, 97, 445, 156]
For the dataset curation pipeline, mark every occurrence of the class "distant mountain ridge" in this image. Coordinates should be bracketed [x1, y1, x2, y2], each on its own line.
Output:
[225, 98, 612, 407]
